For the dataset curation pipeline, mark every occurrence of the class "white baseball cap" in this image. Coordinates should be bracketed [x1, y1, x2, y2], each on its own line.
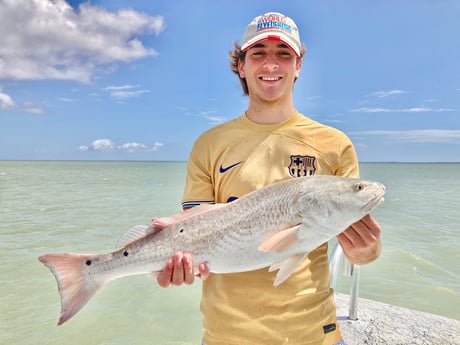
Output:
[240, 12, 302, 57]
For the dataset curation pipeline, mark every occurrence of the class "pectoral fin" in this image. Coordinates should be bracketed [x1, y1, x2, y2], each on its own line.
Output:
[258, 225, 301, 252]
[269, 253, 306, 287]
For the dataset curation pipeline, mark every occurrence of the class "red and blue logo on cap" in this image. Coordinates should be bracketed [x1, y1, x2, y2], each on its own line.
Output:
[256, 13, 292, 34]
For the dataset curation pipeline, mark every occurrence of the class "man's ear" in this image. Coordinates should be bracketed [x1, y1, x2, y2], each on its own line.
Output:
[294, 58, 302, 79]
[238, 59, 245, 78]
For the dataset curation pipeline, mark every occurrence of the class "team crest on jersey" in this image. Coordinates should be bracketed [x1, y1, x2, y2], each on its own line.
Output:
[289, 155, 316, 177]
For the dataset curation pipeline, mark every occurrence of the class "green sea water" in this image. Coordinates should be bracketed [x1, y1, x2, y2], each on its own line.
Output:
[1, 161, 459, 345]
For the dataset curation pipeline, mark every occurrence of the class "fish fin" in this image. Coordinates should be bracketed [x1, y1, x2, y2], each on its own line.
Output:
[170, 204, 225, 222]
[258, 225, 301, 252]
[150, 204, 226, 231]
[152, 217, 173, 231]
[148, 271, 161, 279]
[117, 224, 154, 248]
[270, 253, 306, 287]
[39, 253, 109, 325]
[118, 205, 226, 248]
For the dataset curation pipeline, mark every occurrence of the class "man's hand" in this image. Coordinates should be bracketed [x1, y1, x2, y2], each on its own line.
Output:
[337, 214, 382, 265]
[154, 252, 210, 288]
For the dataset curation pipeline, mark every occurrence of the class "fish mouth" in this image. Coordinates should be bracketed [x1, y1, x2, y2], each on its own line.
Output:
[361, 189, 386, 213]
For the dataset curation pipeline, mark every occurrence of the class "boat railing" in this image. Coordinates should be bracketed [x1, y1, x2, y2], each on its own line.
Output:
[329, 242, 360, 320]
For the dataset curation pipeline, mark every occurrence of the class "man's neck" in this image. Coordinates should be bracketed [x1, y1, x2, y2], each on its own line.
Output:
[245, 98, 296, 125]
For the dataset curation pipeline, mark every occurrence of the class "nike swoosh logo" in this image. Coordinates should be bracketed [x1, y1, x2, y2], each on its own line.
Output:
[219, 161, 243, 173]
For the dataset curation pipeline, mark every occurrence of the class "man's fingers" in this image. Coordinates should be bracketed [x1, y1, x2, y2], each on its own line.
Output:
[171, 252, 185, 285]
[153, 252, 209, 287]
[156, 259, 174, 288]
[182, 253, 195, 285]
[340, 215, 380, 247]
[197, 262, 210, 281]
[363, 214, 381, 237]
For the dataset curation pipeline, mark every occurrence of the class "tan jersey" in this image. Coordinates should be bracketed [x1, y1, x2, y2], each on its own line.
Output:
[182, 111, 359, 345]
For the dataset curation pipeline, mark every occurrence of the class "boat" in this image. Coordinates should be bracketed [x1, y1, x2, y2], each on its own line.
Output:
[330, 244, 460, 344]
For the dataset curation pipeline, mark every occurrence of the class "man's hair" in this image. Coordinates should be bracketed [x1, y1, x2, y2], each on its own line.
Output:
[229, 42, 307, 96]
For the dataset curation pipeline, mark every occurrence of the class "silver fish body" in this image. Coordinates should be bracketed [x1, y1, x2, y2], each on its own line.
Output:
[39, 175, 385, 325]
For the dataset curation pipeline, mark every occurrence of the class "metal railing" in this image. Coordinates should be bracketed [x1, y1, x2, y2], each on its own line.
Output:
[329, 243, 360, 320]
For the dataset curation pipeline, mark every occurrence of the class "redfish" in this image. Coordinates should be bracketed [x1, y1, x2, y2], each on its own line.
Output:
[39, 175, 385, 325]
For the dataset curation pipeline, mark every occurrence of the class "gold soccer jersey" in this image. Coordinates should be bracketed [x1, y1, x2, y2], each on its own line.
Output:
[182, 111, 359, 345]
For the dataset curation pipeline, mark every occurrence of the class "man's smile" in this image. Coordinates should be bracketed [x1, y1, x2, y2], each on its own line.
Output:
[260, 76, 282, 81]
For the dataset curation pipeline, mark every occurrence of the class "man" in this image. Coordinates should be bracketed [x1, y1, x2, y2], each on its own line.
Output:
[156, 12, 382, 345]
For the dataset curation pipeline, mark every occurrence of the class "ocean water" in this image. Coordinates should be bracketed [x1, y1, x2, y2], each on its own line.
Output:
[1, 161, 459, 345]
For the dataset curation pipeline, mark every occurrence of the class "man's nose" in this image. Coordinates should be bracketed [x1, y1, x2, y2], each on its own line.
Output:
[263, 54, 279, 70]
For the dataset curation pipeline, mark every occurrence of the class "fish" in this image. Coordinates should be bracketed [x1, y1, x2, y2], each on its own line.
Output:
[39, 175, 385, 325]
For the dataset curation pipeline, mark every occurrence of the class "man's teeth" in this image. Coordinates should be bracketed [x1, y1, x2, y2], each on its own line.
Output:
[261, 77, 280, 81]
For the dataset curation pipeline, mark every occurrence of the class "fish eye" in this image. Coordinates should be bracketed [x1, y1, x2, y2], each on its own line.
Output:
[354, 183, 364, 192]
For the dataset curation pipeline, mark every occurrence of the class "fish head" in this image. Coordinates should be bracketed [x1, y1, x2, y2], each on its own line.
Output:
[292, 176, 385, 230]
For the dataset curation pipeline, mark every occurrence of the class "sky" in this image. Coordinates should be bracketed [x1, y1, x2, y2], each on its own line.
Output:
[1, 0, 459, 162]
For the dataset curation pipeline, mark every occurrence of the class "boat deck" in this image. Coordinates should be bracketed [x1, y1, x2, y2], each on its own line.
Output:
[335, 293, 460, 345]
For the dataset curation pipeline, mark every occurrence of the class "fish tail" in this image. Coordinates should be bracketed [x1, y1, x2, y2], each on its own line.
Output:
[39, 253, 107, 325]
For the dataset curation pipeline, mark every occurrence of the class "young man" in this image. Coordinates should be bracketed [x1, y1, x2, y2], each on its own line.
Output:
[156, 12, 382, 345]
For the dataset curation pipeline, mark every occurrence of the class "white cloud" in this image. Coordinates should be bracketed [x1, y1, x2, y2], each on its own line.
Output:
[323, 119, 342, 124]
[349, 130, 460, 144]
[152, 141, 164, 151]
[368, 90, 407, 98]
[0, 86, 48, 113]
[89, 138, 116, 151]
[0, 88, 14, 109]
[119, 142, 147, 152]
[79, 138, 164, 152]
[105, 85, 138, 91]
[180, 107, 226, 124]
[351, 107, 455, 113]
[0, 0, 165, 83]
[22, 102, 46, 114]
[119, 141, 164, 152]
[105, 85, 150, 99]
[206, 116, 225, 123]
[199, 111, 225, 123]
[57, 97, 75, 102]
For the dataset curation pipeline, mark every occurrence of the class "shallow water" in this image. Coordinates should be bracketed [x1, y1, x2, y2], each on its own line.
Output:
[1, 161, 458, 344]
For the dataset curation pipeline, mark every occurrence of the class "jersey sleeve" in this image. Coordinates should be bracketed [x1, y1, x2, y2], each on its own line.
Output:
[181, 135, 215, 209]
[336, 133, 360, 178]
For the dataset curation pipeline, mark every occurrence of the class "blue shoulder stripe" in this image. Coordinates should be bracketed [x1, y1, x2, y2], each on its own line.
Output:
[181, 200, 215, 209]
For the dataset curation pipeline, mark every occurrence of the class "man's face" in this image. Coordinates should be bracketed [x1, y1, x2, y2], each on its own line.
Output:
[238, 39, 302, 103]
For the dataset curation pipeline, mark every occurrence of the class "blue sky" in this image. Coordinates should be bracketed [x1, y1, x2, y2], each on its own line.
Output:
[1, 0, 459, 162]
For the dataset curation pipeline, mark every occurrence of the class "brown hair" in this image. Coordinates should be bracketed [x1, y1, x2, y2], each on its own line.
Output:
[229, 42, 307, 96]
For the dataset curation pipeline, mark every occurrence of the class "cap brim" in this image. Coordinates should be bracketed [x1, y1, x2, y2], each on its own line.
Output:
[241, 34, 300, 57]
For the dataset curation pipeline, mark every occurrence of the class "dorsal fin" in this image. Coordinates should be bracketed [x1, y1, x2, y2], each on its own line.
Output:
[173, 204, 225, 221]
[116, 225, 154, 248]
[152, 217, 174, 230]
[152, 204, 225, 227]
[117, 204, 225, 248]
